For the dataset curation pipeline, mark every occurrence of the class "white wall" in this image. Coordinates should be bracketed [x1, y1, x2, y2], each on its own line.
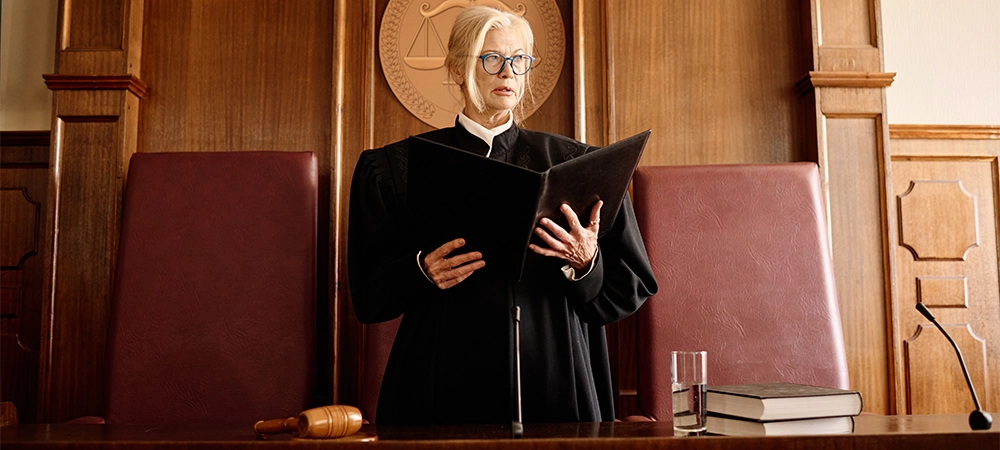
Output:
[0, 0, 57, 131]
[881, 0, 1000, 125]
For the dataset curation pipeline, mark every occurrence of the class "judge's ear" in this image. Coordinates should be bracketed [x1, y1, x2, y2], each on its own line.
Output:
[447, 60, 468, 82]
[449, 68, 464, 86]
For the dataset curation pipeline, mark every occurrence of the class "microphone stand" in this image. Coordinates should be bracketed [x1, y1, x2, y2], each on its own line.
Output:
[915, 303, 993, 430]
[512, 306, 524, 438]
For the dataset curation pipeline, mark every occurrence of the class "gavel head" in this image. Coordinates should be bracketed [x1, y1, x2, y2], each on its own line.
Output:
[297, 405, 363, 439]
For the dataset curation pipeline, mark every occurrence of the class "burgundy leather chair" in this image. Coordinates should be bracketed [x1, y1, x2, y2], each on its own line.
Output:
[631, 163, 849, 421]
[358, 318, 400, 423]
[103, 151, 318, 425]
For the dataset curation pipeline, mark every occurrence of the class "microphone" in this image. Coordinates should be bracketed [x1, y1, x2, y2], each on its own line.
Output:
[915, 303, 992, 430]
[254, 405, 364, 439]
[512, 305, 524, 439]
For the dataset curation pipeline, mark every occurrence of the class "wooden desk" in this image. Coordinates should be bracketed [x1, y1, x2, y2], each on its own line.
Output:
[1, 414, 996, 449]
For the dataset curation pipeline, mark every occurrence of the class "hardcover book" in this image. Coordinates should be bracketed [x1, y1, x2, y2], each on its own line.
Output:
[706, 414, 855, 436]
[706, 382, 863, 421]
[407, 130, 651, 278]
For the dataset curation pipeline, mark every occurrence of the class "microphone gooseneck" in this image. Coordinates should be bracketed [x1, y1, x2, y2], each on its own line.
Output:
[915, 303, 993, 430]
[512, 305, 524, 439]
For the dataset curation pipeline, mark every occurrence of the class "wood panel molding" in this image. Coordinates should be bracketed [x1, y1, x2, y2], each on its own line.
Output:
[903, 323, 989, 414]
[573, 0, 607, 145]
[43, 75, 147, 99]
[897, 180, 979, 261]
[0, 132, 51, 147]
[61, 0, 126, 51]
[890, 125, 1000, 140]
[823, 116, 892, 415]
[891, 156, 1000, 414]
[797, 71, 895, 96]
[0, 188, 41, 270]
[40, 117, 124, 422]
[0, 133, 50, 168]
[1, 154, 49, 425]
[916, 277, 967, 308]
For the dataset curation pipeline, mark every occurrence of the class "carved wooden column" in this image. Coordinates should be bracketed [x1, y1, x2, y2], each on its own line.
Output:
[39, 0, 145, 422]
[799, 0, 895, 414]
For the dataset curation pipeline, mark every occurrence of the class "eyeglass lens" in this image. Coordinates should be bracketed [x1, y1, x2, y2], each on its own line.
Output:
[481, 53, 533, 75]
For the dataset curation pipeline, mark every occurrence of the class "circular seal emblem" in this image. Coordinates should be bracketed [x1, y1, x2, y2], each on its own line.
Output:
[380, 0, 565, 129]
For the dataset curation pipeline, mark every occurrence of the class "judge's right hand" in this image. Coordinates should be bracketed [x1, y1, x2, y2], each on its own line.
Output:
[422, 238, 485, 289]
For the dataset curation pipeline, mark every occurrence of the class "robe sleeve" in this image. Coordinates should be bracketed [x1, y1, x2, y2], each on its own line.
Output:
[348, 148, 436, 324]
[564, 193, 658, 325]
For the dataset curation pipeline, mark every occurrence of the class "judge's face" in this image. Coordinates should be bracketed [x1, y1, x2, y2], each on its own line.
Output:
[469, 29, 527, 123]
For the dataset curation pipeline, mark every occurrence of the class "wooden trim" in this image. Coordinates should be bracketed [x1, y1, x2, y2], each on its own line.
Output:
[604, 0, 616, 143]
[889, 125, 1000, 140]
[0, 149, 49, 167]
[43, 74, 148, 98]
[1, 131, 51, 147]
[331, 0, 348, 406]
[797, 71, 895, 96]
[572, 0, 607, 145]
[0, 132, 51, 167]
[573, 0, 585, 142]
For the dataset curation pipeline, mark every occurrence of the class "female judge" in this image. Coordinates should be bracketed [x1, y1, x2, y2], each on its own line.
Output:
[348, 5, 657, 425]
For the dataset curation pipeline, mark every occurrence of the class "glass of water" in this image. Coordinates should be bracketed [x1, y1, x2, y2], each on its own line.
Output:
[671, 350, 707, 436]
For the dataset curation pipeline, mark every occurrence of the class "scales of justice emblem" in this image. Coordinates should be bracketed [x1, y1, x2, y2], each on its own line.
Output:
[380, 0, 566, 129]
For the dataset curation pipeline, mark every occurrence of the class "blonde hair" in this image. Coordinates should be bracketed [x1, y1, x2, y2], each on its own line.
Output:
[444, 5, 535, 121]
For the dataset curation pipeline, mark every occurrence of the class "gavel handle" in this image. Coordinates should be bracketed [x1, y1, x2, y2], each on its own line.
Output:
[254, 417, 297, 436]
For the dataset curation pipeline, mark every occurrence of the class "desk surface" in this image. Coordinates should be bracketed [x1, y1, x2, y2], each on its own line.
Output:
[2, 414, 997, 449]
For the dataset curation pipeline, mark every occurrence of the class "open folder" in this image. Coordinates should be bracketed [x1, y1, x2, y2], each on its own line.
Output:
[407, 129, 651, 278]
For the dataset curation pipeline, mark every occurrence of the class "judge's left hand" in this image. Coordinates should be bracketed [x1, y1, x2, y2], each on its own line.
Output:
[529, 200, 603, 270]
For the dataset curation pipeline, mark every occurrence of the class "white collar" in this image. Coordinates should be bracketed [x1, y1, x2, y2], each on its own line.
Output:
[457, 111, 514, 157]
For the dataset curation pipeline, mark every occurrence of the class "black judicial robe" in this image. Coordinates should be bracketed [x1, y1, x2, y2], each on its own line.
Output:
[348, 122, 658, 424]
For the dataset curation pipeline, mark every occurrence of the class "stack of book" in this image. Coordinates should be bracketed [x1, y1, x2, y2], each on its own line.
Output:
[705, 382, 863, 436]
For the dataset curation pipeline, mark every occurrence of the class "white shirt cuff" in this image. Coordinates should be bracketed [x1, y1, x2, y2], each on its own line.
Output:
[416, 251, 434, 284]
[560, 249, 598, 281]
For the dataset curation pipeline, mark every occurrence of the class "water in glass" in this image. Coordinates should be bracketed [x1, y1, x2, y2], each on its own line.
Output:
[672, 381, 707, 436]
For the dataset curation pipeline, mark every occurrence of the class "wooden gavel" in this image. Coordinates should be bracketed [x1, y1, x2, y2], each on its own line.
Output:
[254, 405, 363, 439]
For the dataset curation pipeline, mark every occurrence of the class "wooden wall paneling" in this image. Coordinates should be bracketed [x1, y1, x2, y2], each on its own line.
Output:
[890, 125, 1000, 141]
[814, 0, 880, 72]
[598, 0, 635, 415]
[574, 0, 645, 417]
[64, 0, 124, 49]
[821, 113, 892, 415]
[39, 0, 145, 423]
[572, 0, 606, 146]
[521, 1, 576, 138]
[333, 0, 372, 408]
[56, 0, 143, 76]
[804, 0, 895, 414]
[41, 111, 123, 422]
[888, 136, 1000, 415]
[814, 0, 1000, 417]
[0, 135, 50, 424]
[606, 0, 809, 167]
[368, 0, 432, 150]
[137, 1, 333, 155]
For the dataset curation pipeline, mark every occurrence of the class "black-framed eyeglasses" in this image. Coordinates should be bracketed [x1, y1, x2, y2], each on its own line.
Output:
[478, 52, 535, 75]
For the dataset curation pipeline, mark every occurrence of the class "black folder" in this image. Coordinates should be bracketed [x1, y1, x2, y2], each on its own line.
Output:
[407, 130, 651, 278]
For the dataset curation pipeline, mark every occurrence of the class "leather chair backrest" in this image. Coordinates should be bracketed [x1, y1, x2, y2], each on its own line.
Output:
[632, 163, 849, 421]
[105, 151, 318, 425]
[358, 318, 400, 423]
